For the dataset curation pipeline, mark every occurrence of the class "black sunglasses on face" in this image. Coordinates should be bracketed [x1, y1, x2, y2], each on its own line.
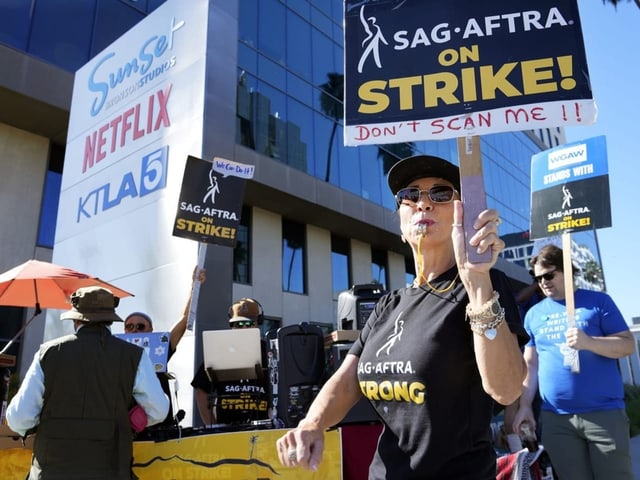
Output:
[231, 321, 254, 328]
[395, 185, 458, 206]
[534, 270, 557, 283]
[125, 323, 148, 332]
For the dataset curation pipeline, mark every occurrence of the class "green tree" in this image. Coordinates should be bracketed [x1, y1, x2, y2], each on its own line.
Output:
[583, 259, 604, 290]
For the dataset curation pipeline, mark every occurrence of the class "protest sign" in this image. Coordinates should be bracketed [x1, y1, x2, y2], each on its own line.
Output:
[530, 135, 611, 240]
[344, 0, 594, 145]
[172, 156, 254, 247]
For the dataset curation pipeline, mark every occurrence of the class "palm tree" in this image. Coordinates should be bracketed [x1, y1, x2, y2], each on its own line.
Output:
[284, 237, 303, 292]
[583, 259, 604, 290]
[319, 72, 344, 183]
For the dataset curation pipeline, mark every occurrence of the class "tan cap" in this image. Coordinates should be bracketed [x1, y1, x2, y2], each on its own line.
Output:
[228, 298, 260, 324]
[61, 286, 123, 323]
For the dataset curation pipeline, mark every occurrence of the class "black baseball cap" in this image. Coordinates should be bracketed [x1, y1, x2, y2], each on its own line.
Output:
[387, 155, 460, 195]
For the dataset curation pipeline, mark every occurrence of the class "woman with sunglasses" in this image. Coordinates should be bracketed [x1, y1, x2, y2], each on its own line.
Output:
[512, 244, 635, 480]
[276, 155, 527, 479]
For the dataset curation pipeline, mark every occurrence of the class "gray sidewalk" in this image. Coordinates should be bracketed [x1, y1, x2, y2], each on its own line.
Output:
[633, 435, 640, 480]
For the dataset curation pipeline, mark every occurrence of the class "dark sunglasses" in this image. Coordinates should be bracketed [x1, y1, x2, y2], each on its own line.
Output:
[395, 185, 458, 206]
[231, 321, 254, 328]
[534, 270, 557, 283]
[125, 323, 148, 332]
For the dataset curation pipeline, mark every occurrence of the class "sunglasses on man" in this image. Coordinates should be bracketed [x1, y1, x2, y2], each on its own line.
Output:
[534, 270, 557, 283]
[395, 185, 458, 206]
[125, 322, 149, 332]
[231, 320, 255, 328]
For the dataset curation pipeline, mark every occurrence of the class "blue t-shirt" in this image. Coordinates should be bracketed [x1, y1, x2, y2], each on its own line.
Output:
[524, 289, 629, 414]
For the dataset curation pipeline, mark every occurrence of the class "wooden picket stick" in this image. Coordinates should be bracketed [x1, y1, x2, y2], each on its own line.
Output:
[187, 242, 207, 331]
[456, 135, 491, 264]
[561, 231, 580, 373]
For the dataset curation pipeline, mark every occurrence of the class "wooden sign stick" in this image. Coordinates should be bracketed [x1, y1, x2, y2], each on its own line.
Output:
[562, 230, 580, 373]
[187, 242, 207, 331]
[456, 135, 491, 264]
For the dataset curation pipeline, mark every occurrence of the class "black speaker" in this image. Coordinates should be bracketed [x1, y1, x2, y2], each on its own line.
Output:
[328, 343, 379, 425]
[275, 323, 325, 428]
[337, 284, 386, 330]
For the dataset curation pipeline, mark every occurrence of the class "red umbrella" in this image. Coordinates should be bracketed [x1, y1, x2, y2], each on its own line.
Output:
[0, 259, 133, 309]
[0, 259, 134, 354]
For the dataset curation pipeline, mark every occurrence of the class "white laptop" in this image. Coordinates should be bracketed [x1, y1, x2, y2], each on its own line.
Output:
[202, 329, 262, 382]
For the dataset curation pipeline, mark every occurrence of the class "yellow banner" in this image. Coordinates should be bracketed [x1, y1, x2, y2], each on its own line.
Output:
[0, 428, 342, 480]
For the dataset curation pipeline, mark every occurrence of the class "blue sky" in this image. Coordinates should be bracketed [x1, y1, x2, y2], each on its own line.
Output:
[564, 1, 640, 323]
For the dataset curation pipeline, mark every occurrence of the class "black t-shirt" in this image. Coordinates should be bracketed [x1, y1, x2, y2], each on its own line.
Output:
[191, 362, 269, 424]
[192, 338, 270, 425]
[350, 268, 528, 480]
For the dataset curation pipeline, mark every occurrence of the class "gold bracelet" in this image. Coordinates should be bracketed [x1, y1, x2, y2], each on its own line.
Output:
[466, 291, 505, 340]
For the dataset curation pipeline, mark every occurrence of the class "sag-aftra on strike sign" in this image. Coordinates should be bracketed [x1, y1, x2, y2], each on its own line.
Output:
[344, 0, 595, 145]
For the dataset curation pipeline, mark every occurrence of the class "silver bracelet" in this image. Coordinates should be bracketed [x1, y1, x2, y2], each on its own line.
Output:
[466, 291, 505, 340]
[468, 309, 505, 340]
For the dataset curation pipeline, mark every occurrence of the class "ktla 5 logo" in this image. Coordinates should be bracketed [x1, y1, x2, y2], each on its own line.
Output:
[77, 146, 168, 222]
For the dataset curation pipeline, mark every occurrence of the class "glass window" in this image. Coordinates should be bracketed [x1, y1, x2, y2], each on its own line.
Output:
[236, 69, 258, 148]
[286, 97, 313, 173]
[233, 206, 251, 284]
[238, 42, 258, 74]
[286, 10, 312, 80]
[287, 72, 314, 108]
[312, 111, 335, 181]
[239, 0, 259, 48]
[286, 0, 310, 20]
[0, 1, 32, 50]
[257, 81, 287, 160]
[258, 0, 286, 63]
[282, 218, 306, 294]
[360, 148, 384, 204]
[310, 4, 333, 39]
[29, 0, 97, 71]
[311, 28, 335, 87]
[371, 248, 388, 291]
[330, 0, 343, 25]
[258, 54, 287, 89]
[336, 134, 361, 196]
[331, 234, 350, 298]
[37, 144, 64, 248]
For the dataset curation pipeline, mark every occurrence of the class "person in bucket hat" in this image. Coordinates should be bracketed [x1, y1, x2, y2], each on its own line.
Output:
[7, 286, 169, 480]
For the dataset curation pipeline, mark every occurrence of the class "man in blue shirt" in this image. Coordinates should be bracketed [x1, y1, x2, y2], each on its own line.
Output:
[512, 244, 635, 480]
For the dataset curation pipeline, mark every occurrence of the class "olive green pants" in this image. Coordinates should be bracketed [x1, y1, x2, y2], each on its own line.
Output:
[540, 408, 633, 480]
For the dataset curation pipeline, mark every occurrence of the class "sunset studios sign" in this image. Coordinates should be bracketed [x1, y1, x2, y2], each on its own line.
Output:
[530, 136, 611, 240]
[173, 156, 255, 247]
